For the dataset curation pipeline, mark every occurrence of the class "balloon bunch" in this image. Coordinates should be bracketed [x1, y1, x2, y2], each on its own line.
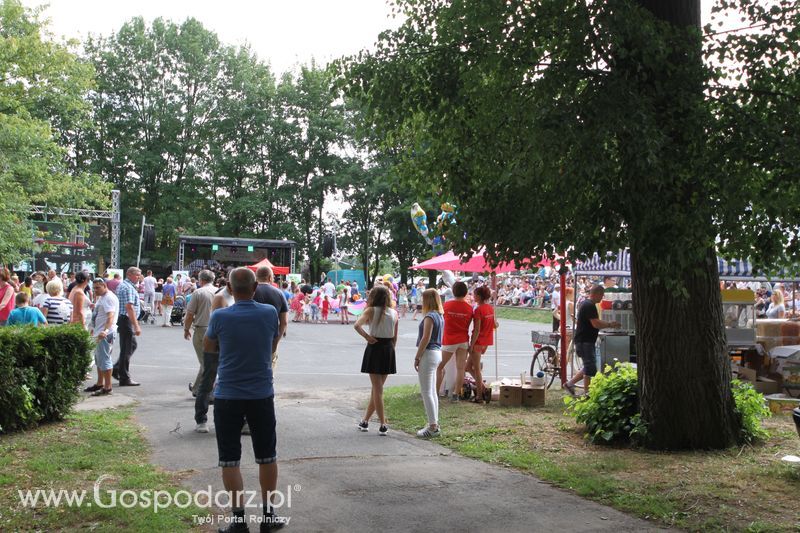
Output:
[410, 202, 457, 256]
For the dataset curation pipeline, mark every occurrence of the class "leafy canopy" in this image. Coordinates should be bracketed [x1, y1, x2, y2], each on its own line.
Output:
[338, 0, 800, 286]
[0, 0, 108, 264]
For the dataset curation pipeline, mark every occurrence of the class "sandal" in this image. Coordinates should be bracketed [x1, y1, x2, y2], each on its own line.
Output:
[91, 388, 112, 396]
[84, 384, 103, 393]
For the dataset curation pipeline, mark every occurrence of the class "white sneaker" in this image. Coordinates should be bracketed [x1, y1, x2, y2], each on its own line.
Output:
[195, 422, 209, 433]
[416, 426, 441, 439]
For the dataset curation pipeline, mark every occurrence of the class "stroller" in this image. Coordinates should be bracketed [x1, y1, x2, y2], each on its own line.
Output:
[137, 296, 156, 325]
[170, 295, 186, 326]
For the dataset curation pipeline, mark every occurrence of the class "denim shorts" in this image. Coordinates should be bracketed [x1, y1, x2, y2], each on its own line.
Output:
[94, 334, 115, 371]
[213, 397, 277, 467]
[575, 341, 598, 377]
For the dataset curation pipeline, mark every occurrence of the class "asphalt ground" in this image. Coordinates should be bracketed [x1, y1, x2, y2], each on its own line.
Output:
[80, 313, 663, 532]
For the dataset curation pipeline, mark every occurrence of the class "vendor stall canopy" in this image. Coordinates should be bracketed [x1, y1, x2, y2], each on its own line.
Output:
[574, 249, 800, 282]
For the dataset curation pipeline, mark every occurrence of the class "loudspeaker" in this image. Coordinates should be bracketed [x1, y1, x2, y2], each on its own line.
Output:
[143, 227, 156, 251]
[322, 234, 334, 257]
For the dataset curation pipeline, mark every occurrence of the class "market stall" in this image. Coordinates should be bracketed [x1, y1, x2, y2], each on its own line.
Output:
[573, 250, 800, 396]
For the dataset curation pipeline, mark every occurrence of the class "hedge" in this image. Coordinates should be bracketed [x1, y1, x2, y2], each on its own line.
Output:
[0, 324, 93, 433]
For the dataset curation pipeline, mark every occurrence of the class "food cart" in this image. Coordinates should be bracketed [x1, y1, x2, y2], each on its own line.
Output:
[574, 251, 800, 395]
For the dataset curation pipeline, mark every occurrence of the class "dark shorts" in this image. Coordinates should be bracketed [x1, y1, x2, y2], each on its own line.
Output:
[575, 341, 598, 377]
[213, 397, 276, 467]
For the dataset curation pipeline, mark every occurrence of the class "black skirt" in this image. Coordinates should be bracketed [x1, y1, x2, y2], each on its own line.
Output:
[361, 337, 397, 375]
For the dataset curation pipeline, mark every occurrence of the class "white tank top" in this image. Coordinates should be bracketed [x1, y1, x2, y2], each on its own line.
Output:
[369, 307, 397, 339]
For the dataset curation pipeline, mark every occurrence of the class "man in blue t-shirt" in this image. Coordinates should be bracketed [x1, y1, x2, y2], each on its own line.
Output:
[203, 267, 286, 531]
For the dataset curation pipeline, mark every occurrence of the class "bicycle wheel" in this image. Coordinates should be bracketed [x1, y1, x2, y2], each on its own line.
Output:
[531, 346, 558, 389]
[566, 340, 583, 382]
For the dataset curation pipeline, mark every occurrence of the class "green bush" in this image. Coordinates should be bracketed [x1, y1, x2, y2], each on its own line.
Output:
[564, 362, 646, 444]
[565, 363, 770, 446]
[0, 324, 93, 433]
[731, 379, 771, 443]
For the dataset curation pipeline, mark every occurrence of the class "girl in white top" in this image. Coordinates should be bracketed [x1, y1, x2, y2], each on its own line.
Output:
[354, 285, 398, 436]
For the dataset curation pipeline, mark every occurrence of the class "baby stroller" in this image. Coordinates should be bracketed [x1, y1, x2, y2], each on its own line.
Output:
[170, 295, 186, 326]
[137, 296, 156, 325]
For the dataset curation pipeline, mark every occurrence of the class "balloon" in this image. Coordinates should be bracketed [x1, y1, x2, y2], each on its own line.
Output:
[441, 270, 456, 287]
[410, 203, 433, 245]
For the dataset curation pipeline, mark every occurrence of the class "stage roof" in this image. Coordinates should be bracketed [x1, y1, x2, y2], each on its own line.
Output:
[178, 235, 296, 248]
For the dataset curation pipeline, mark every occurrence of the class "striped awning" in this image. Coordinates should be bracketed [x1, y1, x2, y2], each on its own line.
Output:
[575, 249, 800, 281]
[573, 250, 630, 277]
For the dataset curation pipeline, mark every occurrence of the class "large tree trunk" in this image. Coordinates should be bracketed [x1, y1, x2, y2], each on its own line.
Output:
[631, 246, 740, 449]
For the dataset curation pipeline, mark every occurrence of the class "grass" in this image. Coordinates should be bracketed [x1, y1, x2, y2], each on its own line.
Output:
[384, 385, 800, 532]
[0, 409, 202, 532]
[495, 306, 553, 324]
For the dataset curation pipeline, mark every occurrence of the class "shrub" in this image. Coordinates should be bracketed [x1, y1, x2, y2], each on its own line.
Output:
[564, 362, 646, 444]
[0, 324, 93, 433]
[565, 362, 771, 446]
[732, 379, 771, 443]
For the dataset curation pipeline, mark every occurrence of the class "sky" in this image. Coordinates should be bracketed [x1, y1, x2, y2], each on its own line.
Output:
[25, 0, 401, 75]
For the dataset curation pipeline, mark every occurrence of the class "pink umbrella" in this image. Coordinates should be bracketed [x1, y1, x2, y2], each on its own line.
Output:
[411, 249, 528, 273]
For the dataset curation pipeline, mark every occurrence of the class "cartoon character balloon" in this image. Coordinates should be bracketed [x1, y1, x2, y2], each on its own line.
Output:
[410, 203, 433, 245]
[411, 202, 459, 256]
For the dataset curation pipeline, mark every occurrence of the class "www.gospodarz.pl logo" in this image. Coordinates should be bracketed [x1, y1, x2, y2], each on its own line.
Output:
[17, 475, 299, 513]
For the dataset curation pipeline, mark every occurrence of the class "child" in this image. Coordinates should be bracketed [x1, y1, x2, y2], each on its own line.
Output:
[6, 292, 47, 326]
[291, 291, 304, 322]
[321, 294, 330, 323]
[310, 291, 321, 323]
[339, 288, 350, 324]
[302, 295, 311, 323]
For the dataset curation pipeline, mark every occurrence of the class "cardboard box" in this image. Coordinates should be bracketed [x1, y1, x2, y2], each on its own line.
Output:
[499, 385, 522, 407]
[521, 385, 545, 407]
[754, 376, 782, 395]
[733, 366, 783, 394]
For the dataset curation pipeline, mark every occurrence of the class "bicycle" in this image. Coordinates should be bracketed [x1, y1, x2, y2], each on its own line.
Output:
[530, 330, 582, 389]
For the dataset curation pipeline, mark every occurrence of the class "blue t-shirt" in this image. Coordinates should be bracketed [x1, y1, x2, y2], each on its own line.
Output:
[7, 306, 47, 326]
[416, 311, 443, 350]
[206, 299, 279, 400]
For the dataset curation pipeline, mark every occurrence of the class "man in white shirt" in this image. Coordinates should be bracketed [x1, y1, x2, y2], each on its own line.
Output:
[551, 284, 562, 332]
[323, 278, 336, 299]
[85, 278, 119, 396]
[142, 270, 157, 310]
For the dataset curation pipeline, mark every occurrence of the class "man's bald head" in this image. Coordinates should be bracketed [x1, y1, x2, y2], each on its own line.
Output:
[229, 267, 257, 298]
[589, 284, 605, 303]
[256, 266, 274, 282]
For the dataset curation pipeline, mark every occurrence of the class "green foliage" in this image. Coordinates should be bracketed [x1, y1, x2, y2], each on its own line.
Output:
[731, 380, 771, 444]
[566, 365, 772, 446]
[0, 324, 93, 433]
[565, 363, 646, 444]
[0, 0, 108, 264]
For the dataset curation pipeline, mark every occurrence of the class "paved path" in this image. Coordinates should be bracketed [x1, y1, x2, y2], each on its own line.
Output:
[89, 315, 664, 532]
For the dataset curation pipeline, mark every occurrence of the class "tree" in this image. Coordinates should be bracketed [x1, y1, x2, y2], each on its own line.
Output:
[339, 0, 800, 449]
[80, 17, 223, 263]
[0, 0, 108, 265]
[275, 65, 348, 282]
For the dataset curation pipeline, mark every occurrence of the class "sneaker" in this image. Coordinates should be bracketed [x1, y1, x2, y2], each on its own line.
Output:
[218, 520, 249, 533]
[241, 422, 251, 435]
[357, 420, 369, 432]
[416, 426, 441, 438]
[84, 384, 102, 393]
[378, 425, 388, 436]
[260, 513, 287, 532]
[564, 382, 577, 397]
[195, 422, 209, 433]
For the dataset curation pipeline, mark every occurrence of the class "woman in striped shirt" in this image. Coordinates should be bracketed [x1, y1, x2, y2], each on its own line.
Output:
[42, 279, 73, 325]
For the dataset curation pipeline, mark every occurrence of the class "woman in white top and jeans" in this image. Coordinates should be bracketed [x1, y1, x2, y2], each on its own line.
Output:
[354, 285, 398, 436]
[414, 289, 444, 438]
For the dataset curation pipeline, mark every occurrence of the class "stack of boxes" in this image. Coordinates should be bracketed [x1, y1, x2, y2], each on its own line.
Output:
[499, 380, 546, 407]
